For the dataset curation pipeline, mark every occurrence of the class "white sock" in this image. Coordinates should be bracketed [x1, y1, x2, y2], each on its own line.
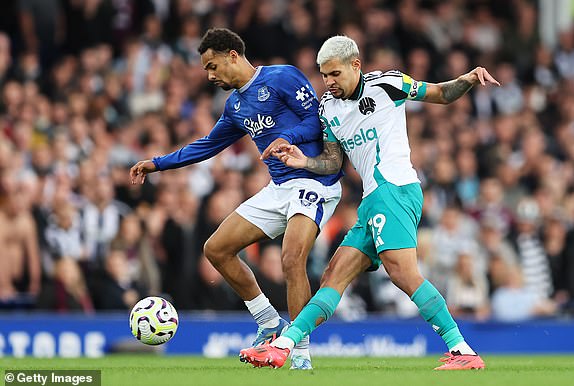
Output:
[271, 336, 295, 351]
[292, 334, 310, 358]
[244, 293, 280, 328]
[450, 341, 476, 355]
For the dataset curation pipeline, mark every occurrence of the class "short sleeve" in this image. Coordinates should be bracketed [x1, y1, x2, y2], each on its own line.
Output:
[320, 115, 338, 142]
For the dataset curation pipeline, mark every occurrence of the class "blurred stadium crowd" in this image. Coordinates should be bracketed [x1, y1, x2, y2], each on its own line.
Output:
[1, 0, 574, 323]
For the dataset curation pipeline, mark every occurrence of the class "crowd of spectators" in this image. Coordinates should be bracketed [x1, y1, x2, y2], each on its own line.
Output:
[1, 0, 574, 323]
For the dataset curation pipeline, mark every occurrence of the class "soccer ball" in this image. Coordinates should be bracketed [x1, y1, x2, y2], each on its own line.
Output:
[129, 296, 179, 345]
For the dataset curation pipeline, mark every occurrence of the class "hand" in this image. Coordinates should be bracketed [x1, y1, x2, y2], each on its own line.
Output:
[130, 160, 157, 184]
[466, 67, 500, 87]
[260, 138, 290, 160]
[273, 143, 308, 169]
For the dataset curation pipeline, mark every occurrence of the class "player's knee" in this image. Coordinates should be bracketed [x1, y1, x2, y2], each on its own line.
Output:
[319, 266, 333, 287]
[384, 257, 399, 276]
[387, 265, 423, 294]
[319, 259, 341, 288]
[387, 264, 406, 284]
[203, 238, 226, 266]
[281, 250, 307, 277]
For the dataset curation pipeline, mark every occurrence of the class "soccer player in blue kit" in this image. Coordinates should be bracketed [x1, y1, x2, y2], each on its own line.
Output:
[130, 28, 342, 370]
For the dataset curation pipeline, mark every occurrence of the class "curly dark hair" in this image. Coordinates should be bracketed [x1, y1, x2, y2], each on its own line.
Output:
[198, 28, 246, 56]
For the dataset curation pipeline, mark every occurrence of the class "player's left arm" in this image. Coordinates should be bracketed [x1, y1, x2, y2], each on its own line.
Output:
[275, 66, 322, 144]
[261, 66, 322, 160]
[422, 67, 500, 104]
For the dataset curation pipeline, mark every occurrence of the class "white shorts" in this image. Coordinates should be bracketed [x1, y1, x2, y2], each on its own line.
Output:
[236, 178, 342, 239]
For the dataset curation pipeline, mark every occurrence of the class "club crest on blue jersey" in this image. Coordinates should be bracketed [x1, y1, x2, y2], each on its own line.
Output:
[258, 86, 270, 101]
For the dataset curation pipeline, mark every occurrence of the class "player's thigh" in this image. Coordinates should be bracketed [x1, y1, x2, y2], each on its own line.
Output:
[282, 179, 341, 263]
[282, 214, 319, 263]
[206, 211, 268, 256]
[235, 182, 290, 239]
[339, 205, 380, 271]
[321, 246, 371, 293]
[379, 247, 419, 274]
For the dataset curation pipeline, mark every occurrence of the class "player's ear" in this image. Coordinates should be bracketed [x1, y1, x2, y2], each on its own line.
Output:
[352, 58, 361, 72]
[228, 50, 239, 63]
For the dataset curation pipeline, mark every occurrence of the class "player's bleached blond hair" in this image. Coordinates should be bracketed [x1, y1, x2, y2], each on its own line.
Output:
[316, 35, 359, 66]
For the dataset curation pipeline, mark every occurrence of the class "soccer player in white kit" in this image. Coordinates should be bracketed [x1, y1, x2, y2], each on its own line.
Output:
[240, 35, 500, 370]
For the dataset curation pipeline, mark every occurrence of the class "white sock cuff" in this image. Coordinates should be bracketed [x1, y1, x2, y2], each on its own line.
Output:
[293, 330, 309, 347]
[450, 341, 476, 355]
[271, 336, 295, 351]
[244, 293, 270, 315]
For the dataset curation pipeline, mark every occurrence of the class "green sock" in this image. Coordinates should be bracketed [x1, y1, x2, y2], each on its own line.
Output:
[283, 287, 341, 345]
[411, 280, 464, 350]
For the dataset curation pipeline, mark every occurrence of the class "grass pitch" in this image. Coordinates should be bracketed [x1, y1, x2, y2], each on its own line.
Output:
[2, 355, 573, 386]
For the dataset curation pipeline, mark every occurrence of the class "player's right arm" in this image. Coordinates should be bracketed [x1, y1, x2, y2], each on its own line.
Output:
[274, 125, 343, 175]
[130, 112, 244, 185]
[304, 140, 343, 174]
[274, 141, 343, 175]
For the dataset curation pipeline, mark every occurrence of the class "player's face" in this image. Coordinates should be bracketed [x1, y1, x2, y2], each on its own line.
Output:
[201, 48, 238, 90]
[320, 58, 361, 99]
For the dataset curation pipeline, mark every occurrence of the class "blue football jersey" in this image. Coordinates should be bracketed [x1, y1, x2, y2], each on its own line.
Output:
[152, 65, 342, 186]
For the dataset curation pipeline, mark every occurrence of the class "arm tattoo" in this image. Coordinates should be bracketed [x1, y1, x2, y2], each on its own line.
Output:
[440, 78, 473, 103]
[305, 141, 343, 175]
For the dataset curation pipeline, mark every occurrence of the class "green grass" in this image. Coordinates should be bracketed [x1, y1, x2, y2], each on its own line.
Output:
[1, 355, 573, 386]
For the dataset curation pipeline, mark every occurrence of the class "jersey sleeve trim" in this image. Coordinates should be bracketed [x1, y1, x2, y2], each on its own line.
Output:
[323, 126, 338, 142]
[402, 73, 427, 102]
[319, 113, 338, 142]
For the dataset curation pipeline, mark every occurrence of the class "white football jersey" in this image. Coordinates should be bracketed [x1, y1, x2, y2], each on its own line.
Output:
[320, 70, 427, 197]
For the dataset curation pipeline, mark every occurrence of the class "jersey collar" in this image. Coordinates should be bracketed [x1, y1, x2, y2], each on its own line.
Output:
[238, 66, 262, 93]
[347, 73, 365, 100]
